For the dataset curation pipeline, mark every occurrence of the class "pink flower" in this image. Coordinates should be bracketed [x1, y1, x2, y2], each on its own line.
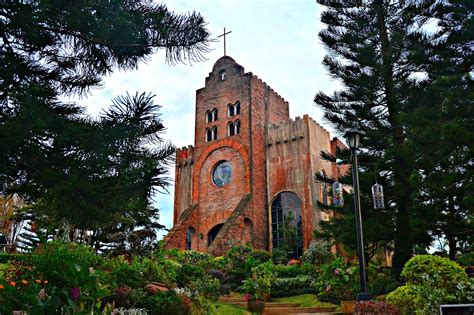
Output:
[334, 268, 340, 275]
[244, 293, 251, 302]
[325, 285, 331, 292]
[71, 287, 81, 301]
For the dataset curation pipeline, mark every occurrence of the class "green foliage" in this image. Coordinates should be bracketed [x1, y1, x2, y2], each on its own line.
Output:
[315, 0, 473, 276]
[249, 249, 272, 263]
[457, 252, 474, 266]
[1, 241, 109, 314]
[141, 291, 187, 315]
[271, 248, 288, 265]
[223, 244, 252, 289]
[368, 273, 400, 297]
[386, 254, 470, 314]
[301, 240, 333, 265]
[272, 262, 318, 278]
[1, 0, 211, 252]
[242, 261, 275, 301]
[386, 284, 449, 315]
[271, 275, 316, 297]
[401, 255, 469, 293]
[315, 257, 359, 302]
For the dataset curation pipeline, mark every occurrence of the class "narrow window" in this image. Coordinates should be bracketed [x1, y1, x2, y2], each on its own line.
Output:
[228, 122, 234, 136]
[219, 70, 226, 81]
[235, 119, 240, 135]
[235, 101, 240, 115]
[212, 108, 218, 121]
[206, 111, 212, 123]
[228, 104, 234, 117]
[206, 128, 212, 142]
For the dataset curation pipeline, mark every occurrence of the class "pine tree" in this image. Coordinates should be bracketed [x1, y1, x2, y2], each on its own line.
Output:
[407, 0, 474, 260]
[0, 1, 210, 245]
[314, 0, 435, 276]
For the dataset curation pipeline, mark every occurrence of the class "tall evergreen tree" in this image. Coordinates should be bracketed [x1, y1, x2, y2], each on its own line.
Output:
[407, 0, 474, 260]
[314, 0, 436, 276]
[0, 1, 210, 245]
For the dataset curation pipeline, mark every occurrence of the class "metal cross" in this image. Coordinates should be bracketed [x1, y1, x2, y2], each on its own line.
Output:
[218, 27, 232, 56]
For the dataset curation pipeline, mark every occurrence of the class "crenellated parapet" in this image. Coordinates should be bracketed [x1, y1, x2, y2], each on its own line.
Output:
[176, 145, 194, 167]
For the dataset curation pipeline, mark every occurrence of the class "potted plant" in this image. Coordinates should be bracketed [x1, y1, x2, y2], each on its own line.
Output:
[242, 262, 275, 313]
[316, 258, 359, 313]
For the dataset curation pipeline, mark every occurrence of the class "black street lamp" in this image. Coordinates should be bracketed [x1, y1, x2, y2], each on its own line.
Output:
[344, 128, 371, 301]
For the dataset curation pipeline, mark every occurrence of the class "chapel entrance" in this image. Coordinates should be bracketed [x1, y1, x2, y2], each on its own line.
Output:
[271, 191, 303, 259]
[208, 223, 224, 246]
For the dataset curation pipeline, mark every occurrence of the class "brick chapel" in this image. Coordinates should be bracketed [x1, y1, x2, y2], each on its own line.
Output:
[163, 56, 346, 257]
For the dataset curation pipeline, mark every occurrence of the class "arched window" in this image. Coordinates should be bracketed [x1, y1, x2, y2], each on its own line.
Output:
[219, 69, 227, 81]
[206, 126, 217, 142]
[185, 227, 196, 250]
[228, 101, 240, 117]
[208, 223, 224, 246]
[206, 108, 218, 123]
[228, 120, 241, 136]
[271, 192, 303, 259]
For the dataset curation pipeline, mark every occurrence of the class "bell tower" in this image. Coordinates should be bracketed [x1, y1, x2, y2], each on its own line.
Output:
[166, 56, 289, 254]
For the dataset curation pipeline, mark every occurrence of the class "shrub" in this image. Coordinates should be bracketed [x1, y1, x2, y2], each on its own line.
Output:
[386, 284, 450, 315]
[271, 262, 318, 278]
[457, 252, 474, 266]
[369, 274, 400, 296]
[175, 262, 206, 288]
[386, 255, 471, 315]
[271, 275, 316, 297]
[141, 291, 187, 315]
[249, 249, 272, 263]
[315, 257, 359, 302]
[223, 244, 253, 288]
[401, 255, 469, 293]
[104, 256, 147, 289]
[301, 240, 333, 265]
[0, 241, 110, 314]
[272, 248, 288, 265]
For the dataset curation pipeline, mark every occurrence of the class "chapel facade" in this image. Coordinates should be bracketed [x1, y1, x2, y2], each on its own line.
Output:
[163, 56, 345, 257]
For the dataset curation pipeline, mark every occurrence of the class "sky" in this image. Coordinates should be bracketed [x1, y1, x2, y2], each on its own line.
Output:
[74, 0, 341, 238]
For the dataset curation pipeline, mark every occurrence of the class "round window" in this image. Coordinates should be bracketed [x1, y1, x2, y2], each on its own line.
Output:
[212, 161, 232, 187]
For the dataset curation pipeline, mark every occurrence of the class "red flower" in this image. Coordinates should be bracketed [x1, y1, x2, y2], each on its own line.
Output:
[21, 280, 28, 285]
[71, 287, 81, 301]
[244, 293, 251, 302]
[9, 281, 16, 287]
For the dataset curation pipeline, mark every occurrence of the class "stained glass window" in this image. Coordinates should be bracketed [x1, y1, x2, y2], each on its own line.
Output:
[212, 161, 232, 187]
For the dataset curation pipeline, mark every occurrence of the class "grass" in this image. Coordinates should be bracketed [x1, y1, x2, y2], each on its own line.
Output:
[215, 302, 249, 315]
[270, 294, 338, 308]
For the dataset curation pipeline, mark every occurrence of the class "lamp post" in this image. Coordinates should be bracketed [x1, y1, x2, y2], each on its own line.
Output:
[344, 128, 370, 301]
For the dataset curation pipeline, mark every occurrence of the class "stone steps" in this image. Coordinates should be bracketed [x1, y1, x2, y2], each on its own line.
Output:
[219, 296, 341, 315]
[263, 306, 340, 315]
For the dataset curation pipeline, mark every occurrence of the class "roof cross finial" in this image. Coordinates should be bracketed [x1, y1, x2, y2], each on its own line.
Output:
[218, 27, 232, 56]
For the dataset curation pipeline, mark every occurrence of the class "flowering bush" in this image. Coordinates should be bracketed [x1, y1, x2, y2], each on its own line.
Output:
[315, 257, 359, 302]
[242, 261, 275, 301]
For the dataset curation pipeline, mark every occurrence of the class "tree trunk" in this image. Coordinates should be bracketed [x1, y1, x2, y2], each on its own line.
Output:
[374, 0, 413, 278]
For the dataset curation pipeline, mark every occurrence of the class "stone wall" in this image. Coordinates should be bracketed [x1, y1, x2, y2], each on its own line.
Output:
[174, 145, 194, 224]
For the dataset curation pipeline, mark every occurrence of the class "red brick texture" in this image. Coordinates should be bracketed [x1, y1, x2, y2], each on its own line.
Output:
[164, 56, 342, 255]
